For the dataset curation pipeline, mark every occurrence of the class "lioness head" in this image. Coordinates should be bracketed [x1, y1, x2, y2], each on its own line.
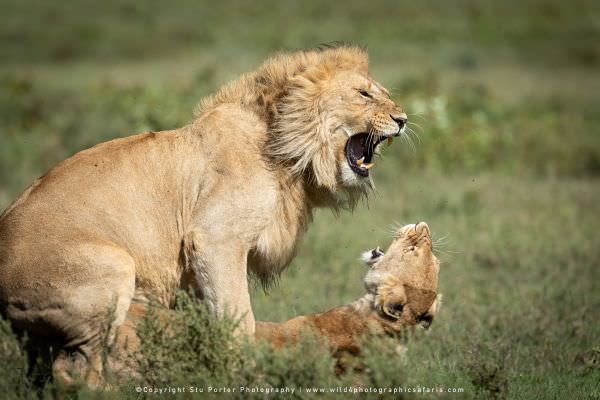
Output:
[263, 46, 407, 198]
[362, 222, 441, 329]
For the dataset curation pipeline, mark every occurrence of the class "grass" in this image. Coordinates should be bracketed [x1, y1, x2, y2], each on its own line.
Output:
[1, 0, 599, 398]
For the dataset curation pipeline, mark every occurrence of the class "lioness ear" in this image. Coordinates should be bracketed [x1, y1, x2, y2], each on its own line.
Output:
[430, 294, 442, 316]
[361, 246, 384, 267]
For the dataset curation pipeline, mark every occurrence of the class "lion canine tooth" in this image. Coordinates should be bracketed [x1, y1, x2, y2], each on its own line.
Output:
[363, 162, 375, 170]
[387, 137, 394, 146]
[357, 157, 365, 166]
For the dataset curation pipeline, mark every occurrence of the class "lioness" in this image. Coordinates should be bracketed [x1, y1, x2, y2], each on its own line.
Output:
[256, 222, 441, 354]
[0, 45, 407, 384]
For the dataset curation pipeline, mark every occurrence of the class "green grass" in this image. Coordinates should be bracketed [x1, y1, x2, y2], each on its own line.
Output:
[1, 0, 599, 398]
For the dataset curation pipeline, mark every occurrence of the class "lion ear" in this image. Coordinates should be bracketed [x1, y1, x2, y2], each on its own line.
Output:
[361, 246, 384, 267]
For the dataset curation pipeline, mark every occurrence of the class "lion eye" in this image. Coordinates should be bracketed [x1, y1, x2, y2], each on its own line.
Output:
[358, 89, 373, 99]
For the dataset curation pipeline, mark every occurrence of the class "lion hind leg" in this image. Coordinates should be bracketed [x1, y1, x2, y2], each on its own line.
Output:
[29, 244, 138, 387]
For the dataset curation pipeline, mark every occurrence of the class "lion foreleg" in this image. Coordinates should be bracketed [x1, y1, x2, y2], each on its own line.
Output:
[183, 230, 255, 336]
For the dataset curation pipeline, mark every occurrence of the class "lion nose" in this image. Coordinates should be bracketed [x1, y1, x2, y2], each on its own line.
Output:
[391, 113, 407, 130]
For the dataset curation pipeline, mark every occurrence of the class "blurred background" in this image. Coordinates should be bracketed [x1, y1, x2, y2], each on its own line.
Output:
[1, 0, 599, 397]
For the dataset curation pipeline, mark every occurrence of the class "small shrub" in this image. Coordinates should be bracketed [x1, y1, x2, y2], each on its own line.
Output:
[136, 292, 242, 389]
[463, 342, 510, 400]
[0, 317, 30, 400]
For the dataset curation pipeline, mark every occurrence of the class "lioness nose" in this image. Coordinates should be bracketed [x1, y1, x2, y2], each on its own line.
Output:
[416, 222, 430, 236]
[391, 113, 407, 129]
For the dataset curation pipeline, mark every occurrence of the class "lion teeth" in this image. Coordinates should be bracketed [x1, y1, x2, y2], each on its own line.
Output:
[363, 162, 375, 170]
[387, 137, 394, 146]
[357, 157, 365, 166]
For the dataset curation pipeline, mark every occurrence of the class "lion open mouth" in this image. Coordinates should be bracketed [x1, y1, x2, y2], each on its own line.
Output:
[345, 133, 391, 177]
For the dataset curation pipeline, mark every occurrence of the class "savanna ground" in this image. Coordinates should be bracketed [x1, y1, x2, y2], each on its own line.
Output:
[1, 0, 599, 398]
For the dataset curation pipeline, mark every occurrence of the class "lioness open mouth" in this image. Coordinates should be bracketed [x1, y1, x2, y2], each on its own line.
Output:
[345, 133, 392, 177]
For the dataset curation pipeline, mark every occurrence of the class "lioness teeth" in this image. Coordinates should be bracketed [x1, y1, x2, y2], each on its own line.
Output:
[363, 163, 375, 170]
[387, 137, 394, 146]
[357, 157, 365, 166]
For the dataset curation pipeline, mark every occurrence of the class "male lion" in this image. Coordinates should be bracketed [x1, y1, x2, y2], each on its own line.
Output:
[0, 45, 407, 384]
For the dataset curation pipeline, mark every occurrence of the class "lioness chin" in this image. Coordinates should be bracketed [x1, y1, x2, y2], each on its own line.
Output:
[0, 45, 408, 385]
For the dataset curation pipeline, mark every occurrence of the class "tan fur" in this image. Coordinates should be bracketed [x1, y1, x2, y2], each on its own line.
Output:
[0, 45, 406, 385]
[255, 223, 441, 354]
[110, 223, 440, 374]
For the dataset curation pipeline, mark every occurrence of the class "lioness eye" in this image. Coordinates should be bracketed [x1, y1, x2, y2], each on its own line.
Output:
[419, 314, 433, 324]
[358, 89, 373, 98]
[418, 314, 434, 329]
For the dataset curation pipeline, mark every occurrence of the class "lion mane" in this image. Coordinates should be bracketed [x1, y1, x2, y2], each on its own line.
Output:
[199, 46, 368, 191]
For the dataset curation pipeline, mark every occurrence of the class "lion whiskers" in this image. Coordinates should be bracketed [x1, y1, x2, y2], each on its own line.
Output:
[366, 126, 376, 154]
[431, 232, 461, 258]
[400, 129, 417, 153]
[407, 112, 428, 122]
[388, 221, 408, 237]
[405, 126, 422, 146]
[407, 120, 425, 131]
[432, 232, 449, 249]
